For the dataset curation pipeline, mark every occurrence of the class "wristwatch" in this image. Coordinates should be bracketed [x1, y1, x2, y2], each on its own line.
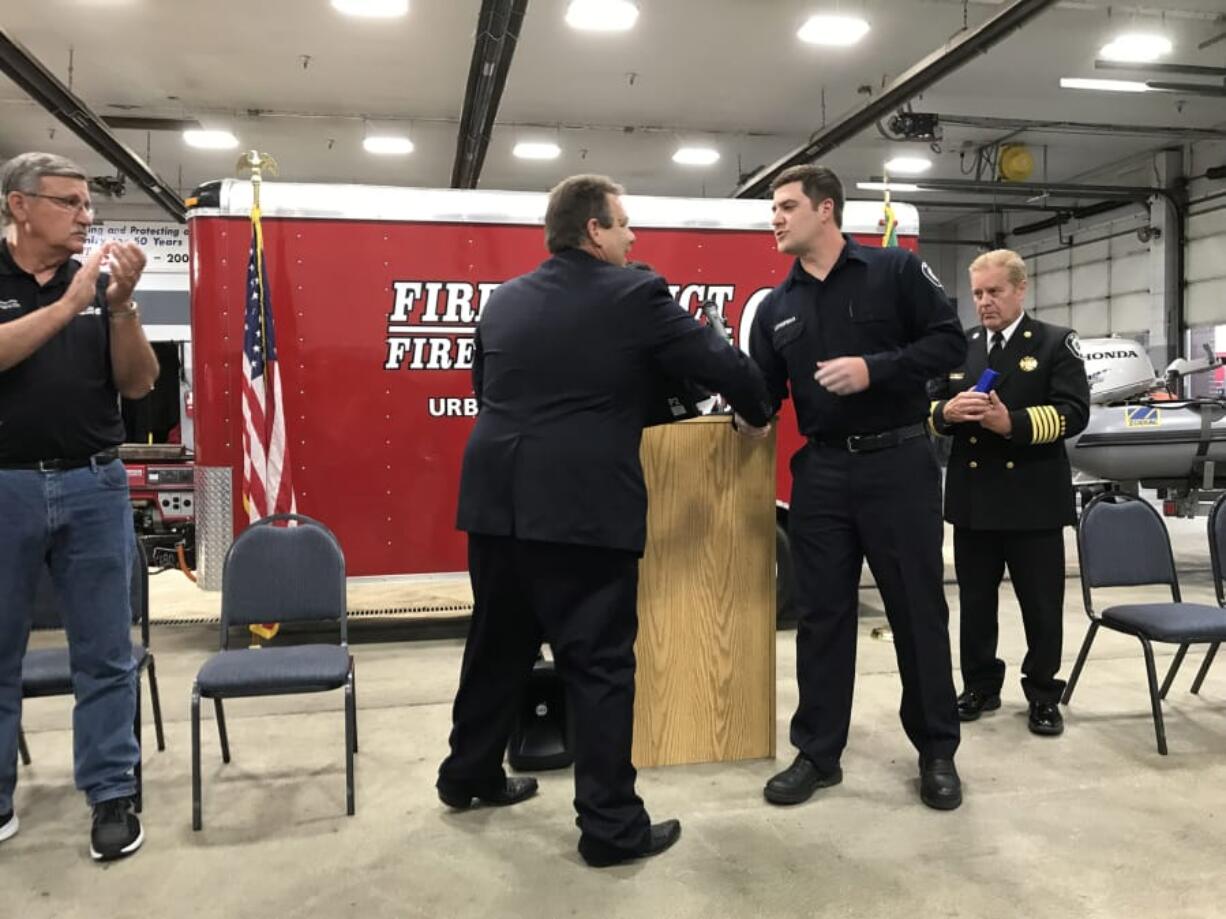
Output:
[109, 301, 139, 321]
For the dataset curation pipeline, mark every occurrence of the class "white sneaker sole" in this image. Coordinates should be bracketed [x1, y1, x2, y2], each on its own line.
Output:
[0, 815, 17, 843]
[90, 823, 144, 861]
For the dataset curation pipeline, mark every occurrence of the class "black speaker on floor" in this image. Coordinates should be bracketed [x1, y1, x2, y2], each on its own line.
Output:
[507, 659, 573, 771]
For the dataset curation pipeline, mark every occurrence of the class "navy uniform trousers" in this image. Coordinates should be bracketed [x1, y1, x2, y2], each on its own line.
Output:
[438, 534, 651, 856]
[788, 437, 960, 771]
[954, 527, 1066, 704]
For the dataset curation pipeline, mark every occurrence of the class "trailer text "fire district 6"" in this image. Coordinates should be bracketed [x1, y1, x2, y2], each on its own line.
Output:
[382, 278, 760, 371]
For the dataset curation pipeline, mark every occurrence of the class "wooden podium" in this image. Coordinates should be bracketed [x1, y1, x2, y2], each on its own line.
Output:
[632, 415, 777, 768]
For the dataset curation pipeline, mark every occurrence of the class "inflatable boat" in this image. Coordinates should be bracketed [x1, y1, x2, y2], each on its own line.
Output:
[1066, 337, 1226, 484]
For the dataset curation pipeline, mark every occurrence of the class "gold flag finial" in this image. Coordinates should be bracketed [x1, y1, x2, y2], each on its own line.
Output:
[236, 150, 278, 181]
[236, 151, 278, 209]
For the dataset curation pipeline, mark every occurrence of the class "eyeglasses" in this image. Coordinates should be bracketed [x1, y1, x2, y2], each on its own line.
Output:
[24, 192, 95, 217]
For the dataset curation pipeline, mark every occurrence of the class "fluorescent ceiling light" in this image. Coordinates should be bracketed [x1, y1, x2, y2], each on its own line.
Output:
[883, 156, 931, 175]
[1060, 77, 1150, 93]
[1100, 32, 1172, 63]
[513, 142, 561, 160]
[565, 0, 638, 32]
[364, 135, 414, 155]
[856, 182, 922, 192]
[331, 0, 408, 18]
[673, 147, 720, 166]
[183, 130, 238, 150]
[797, 14, 870, 47]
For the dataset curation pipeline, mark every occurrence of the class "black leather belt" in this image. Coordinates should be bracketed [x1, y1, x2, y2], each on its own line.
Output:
[0, 447, 121, 471]
[810, 422, 927, 454]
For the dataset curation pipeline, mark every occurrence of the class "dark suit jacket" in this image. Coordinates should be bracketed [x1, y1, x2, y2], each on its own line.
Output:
[455, 248, 772, 555]
[931, 313, 1090, 530]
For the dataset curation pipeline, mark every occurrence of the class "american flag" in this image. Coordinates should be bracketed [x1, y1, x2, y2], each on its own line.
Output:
[241, 206, 296, 526]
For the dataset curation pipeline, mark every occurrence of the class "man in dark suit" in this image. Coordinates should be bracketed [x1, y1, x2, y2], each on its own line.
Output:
[930, 249, 1090, 736]
[437, 174, 773, 868]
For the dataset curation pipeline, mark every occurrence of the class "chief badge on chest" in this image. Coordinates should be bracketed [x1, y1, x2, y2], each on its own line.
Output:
[1019, 356, 1038, 372]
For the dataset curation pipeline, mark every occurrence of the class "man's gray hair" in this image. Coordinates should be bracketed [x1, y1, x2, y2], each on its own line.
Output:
[544, 174, 624, 254]
[1, 152, 87, 226]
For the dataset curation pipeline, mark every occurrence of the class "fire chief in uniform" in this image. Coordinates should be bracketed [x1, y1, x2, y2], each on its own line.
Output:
[930, 249, 1089, 736]
[748, 165, 967, 811]
[437, 174, 772, 868]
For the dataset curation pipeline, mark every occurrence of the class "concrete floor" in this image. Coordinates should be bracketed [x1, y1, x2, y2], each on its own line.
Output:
[8, 516, 1226, 918]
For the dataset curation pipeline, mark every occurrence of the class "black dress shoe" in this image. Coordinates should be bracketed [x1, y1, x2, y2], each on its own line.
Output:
[919, 758, 962, 811]
[763, 753, 843, 806]
[956, 690, 1001, 722]
[437, 776, 539, 809]
[579, 819, 682, 868]
[1028, 701, 1064, 736]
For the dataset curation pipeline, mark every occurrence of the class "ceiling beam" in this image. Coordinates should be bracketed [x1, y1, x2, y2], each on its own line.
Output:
[451, 0, 529, 189]
[877, 177, 1160, 201]
[0, 27, 186, 222]
[1095, 59, 1226, 78]
[931, 113, 1226, 141]
[731, 0, 1060, 199]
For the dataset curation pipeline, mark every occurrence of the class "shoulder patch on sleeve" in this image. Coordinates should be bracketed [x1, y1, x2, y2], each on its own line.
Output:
[1065, 331, 1084, 361]
[920, 261, 944, 290]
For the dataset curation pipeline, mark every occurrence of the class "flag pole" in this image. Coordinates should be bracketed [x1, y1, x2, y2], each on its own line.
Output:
[236, 150, 285, 645]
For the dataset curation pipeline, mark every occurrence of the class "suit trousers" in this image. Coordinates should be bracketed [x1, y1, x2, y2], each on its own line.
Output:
[954, 526, 1066, 704]
[438, 533, 651, 856]
[787, 438, 960, 772]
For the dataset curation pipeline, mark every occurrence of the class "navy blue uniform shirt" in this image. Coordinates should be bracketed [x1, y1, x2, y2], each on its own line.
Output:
[749, 235, 966, 437]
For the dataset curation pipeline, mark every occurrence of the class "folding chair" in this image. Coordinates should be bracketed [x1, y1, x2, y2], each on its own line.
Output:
[1063, 492, 1226, 754]
[1184, 493, 1226, 694]
[191, 513, 355, 830]
[20, 538, 165, 810]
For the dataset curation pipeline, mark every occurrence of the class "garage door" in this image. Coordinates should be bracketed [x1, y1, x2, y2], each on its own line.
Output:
[1021, 211, 1152, 338]
[1186, 204, 1226, 327]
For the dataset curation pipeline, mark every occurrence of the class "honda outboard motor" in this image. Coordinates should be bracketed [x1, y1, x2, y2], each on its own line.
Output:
[1080, 337, 1157, 404]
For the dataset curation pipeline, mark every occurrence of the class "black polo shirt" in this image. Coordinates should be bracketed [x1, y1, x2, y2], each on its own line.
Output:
[749, 235, 966, 438]
[0, 240, 124, 462]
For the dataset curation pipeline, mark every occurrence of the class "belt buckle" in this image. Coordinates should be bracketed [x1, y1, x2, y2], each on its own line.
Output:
[36, 459, 55, 472]
[845, 435, 862, 454]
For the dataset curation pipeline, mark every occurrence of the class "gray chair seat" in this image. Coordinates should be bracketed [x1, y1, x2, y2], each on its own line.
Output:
[196, 645, 350, 696]
[1101, 604, 1226, 643]
[23, 645, 149, 695]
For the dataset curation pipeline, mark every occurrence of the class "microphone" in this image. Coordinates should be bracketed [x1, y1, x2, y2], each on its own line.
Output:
[699, 301, 732, 345]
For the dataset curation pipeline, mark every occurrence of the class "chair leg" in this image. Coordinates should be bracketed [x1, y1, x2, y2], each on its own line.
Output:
[147, 656, 166, 751]
[192, 685, 203, 831]
[1140, 638, 1169, 756]
[1191, 642, 1219, 695]
[1062, 621, 1100, 705]
[351, 661, 359, 754]
[134, 678, 143, 814]
[214, 698, 231, 764]
[1159, 643, 1190, 700]
[18, 727, 31, 766]
[345, 663, 356, 817]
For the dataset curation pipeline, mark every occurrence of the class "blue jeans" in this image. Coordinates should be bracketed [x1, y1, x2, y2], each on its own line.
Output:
[0, 459, 139, 812]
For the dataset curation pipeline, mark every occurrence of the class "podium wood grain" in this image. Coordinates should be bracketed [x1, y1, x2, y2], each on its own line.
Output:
[632, 416, 776, 768]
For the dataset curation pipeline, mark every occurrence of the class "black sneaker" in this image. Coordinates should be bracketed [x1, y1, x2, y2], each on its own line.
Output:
[0, 809, 17, 843]
[90, 797, 143, 862]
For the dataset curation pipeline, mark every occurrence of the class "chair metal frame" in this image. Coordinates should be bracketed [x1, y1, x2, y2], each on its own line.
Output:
[1185, 493, 1226, 694]
[1063, 492, 1224, 755]
[190, 513, 356, 831]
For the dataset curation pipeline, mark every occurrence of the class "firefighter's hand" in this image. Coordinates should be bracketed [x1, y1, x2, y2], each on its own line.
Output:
[814, 357, 869, 395]
[942, 390, 990, 423]
[979, 391, 1013, 436]
[733, 414, 770, 439]
[105, 241, 147, 310]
